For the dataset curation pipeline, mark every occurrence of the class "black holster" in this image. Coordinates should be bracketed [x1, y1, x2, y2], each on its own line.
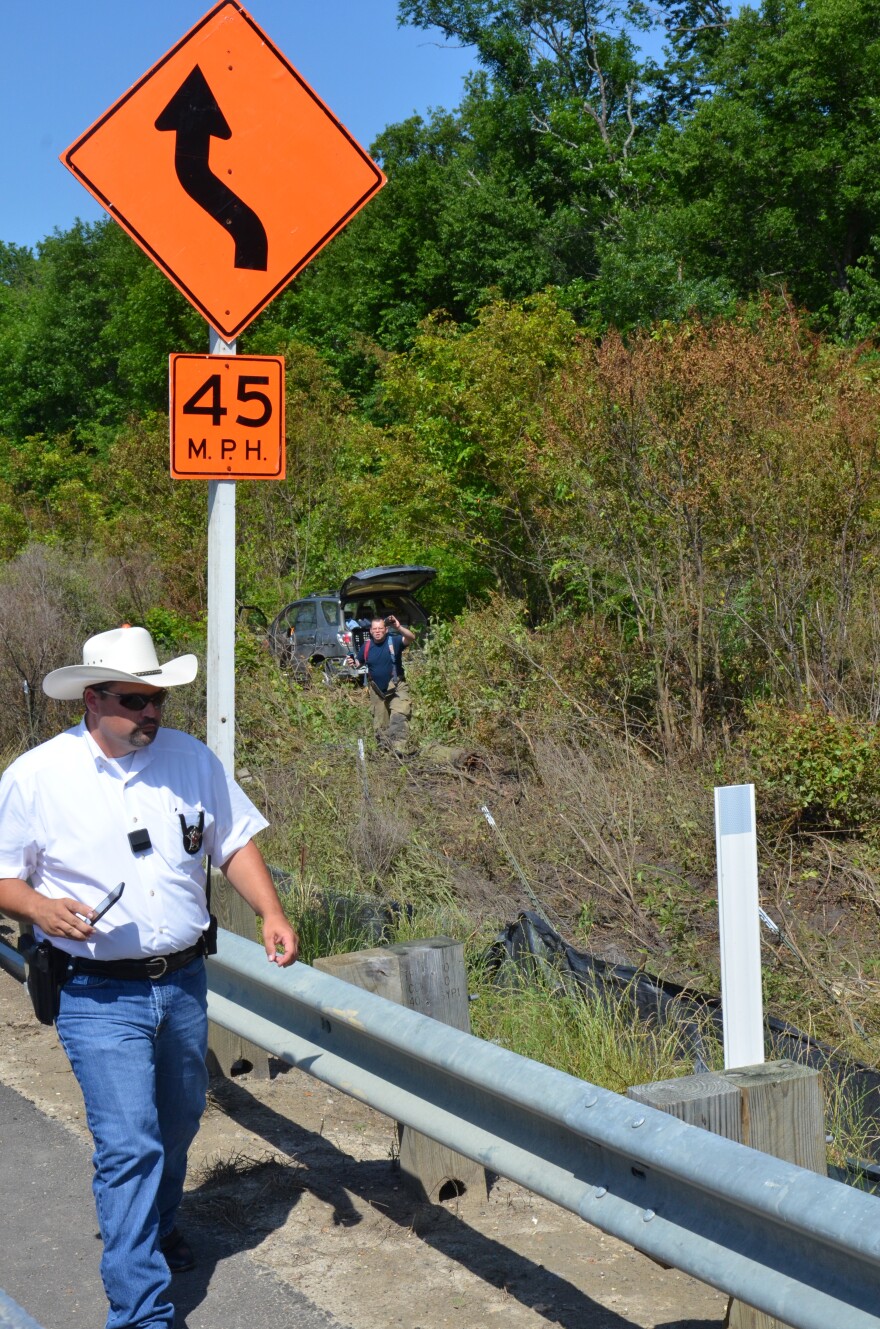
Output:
[204, 913, 219, 956]
[204, 856, 218, 956]
[17, 935, 71, 1025]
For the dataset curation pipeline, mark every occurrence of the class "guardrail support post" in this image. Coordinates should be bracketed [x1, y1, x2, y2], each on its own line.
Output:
[629, 1059, 826, 1329]
[315, 937, 488, 1205]
[723, 1061, 827, 1175]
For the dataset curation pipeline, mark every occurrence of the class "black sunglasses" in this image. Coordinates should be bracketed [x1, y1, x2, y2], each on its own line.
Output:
[92, 687, 168, 711]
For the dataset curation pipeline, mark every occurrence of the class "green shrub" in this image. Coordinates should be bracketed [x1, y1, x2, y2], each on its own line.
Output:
[746, 702, 880, 828]
[410, 595, 616, 750]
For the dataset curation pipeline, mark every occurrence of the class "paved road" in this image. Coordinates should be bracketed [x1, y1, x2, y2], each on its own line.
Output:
[0, 1080, 347, 1329]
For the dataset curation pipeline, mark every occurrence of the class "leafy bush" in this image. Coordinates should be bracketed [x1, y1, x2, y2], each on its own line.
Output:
[746, 702, 880, 828]
[411, 594, 617, 750]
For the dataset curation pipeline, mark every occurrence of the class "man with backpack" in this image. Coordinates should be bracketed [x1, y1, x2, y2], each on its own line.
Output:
[356, 614, 415, 752]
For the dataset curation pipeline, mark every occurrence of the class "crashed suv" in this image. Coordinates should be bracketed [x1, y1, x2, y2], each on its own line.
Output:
[268, 565, 436, 681]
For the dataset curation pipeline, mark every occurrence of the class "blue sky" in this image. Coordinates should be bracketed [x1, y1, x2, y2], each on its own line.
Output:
[1, 1, 476, 250]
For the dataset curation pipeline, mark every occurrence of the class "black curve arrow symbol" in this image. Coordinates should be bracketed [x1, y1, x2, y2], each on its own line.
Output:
[155, 65, 268, 271]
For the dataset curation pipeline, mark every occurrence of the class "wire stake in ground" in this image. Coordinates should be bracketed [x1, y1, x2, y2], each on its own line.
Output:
[480, 804, 558, 928]
[356, 738, 371, 803]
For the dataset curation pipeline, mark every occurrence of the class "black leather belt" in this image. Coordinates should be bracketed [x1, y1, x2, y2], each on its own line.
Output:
[71, 939, 205, 981]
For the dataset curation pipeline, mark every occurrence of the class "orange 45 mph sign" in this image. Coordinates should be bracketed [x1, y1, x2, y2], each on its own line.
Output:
[62, 1, 385, 342]
[170, 354, 285, 480]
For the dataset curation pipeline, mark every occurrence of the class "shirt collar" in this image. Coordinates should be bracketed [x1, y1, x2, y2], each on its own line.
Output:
[77, 718, 157, 779]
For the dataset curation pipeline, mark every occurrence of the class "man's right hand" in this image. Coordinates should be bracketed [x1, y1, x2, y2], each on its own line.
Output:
[30, 895, 96, 941]
[0, 878, 94, 939]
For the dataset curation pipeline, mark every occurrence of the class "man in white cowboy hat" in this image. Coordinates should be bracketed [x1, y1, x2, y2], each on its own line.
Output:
[0, 624, 298, 1329]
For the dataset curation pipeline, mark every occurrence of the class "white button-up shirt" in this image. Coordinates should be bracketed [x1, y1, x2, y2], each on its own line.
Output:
[0, 720, 267, 960]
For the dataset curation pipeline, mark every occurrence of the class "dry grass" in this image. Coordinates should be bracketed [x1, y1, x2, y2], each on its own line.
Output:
[187, 1150, 307, 1231]
[0, 544, 168, 752]
[346, 803, 412, 882]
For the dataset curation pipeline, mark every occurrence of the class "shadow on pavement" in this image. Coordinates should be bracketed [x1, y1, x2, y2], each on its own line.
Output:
[171, 1071, 723, 1329]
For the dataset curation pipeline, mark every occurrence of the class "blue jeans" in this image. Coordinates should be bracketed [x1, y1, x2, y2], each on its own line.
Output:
[56, 958, 209, 1329]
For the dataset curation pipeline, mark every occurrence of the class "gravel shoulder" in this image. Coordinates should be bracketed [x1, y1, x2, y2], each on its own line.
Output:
[0, 959, 726, 1329]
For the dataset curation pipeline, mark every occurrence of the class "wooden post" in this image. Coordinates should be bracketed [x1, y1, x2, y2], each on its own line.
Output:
[722, 1062, 826, 1329]
[206, 867, 270, 1079]
[723, 1061, 826, 1174]
[628, 1070, 742, 1140]
[629, 1060, 826, 1329]
[314, 937, 488, 1205]
[313, 946, 406, 1001]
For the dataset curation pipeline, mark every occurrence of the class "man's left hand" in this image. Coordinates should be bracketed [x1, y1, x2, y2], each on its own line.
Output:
[262, 913, 299, 967]
[221, 840, 300, 966]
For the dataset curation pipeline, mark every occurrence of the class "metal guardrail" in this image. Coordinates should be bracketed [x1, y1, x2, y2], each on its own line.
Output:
[0, 1290, 45, 1329]
[207, 930, 880, 1329]
[0, 937, 24, 983]
[3, 927, 880, 1326]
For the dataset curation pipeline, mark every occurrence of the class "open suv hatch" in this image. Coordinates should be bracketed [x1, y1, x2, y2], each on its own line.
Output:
[268, 565, 436, 680]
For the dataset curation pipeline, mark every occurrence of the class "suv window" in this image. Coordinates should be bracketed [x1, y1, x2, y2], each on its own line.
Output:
[293, 603, 317, 630]
[320, 600, 339, 627]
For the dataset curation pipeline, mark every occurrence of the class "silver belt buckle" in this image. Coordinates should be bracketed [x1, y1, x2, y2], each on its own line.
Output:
[146, 955, 169, 979]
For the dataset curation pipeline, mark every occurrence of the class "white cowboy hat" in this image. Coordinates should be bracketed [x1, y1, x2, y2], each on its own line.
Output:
[43, 625, 199, 700]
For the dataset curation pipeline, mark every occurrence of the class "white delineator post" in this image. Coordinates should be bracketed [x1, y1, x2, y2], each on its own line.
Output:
[714, 783, 765, 1069]
[206, 326, 236, 774]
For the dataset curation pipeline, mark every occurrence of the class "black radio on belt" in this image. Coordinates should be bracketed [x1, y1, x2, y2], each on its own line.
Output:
[128, 828, 153, 855]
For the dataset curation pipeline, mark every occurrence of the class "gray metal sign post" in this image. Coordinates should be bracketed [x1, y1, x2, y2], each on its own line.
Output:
[206, 327, 236, 774]
[204, 329, 269, 1077]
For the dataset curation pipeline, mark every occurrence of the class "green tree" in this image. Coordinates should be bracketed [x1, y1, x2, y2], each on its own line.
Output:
[0, 221, 202, 447]
[663, 0, 880, 330]
[273, 92, 563, 392]
[272, 1, 659, 385]
[378, 293, 579, 614]
[399, 0, 643, 117]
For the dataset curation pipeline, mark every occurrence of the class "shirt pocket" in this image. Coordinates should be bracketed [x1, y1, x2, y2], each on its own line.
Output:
[154, 800, 215, 871]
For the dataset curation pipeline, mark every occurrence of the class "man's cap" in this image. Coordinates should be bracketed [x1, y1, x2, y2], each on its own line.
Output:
[43, 625, 198, 700]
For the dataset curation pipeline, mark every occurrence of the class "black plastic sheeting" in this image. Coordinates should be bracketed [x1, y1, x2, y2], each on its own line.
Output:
[278, 872, 880, 1185]
[488, 910, 880, 1184]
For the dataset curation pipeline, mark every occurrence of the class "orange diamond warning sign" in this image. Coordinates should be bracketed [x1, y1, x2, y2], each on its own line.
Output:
[170, 353, 285, 480]
[63, 2, 386, 341]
